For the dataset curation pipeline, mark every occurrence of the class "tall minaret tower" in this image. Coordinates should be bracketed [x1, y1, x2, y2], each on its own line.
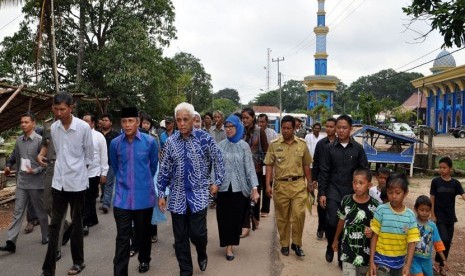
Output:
[304, 0, 339, 124]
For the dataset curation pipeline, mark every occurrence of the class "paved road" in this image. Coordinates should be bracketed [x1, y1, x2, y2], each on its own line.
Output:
[0, 205, 278, 276]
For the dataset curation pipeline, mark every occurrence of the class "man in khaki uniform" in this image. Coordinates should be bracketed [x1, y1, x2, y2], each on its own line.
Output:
[265, 115, 312, 257]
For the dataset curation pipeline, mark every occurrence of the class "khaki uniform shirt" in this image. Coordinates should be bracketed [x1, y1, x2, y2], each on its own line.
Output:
[264, 135, 312, 180]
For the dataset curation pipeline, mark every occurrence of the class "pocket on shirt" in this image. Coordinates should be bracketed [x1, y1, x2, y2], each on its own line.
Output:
[69, 143, 84, 157]
[294, 151, 304, 167]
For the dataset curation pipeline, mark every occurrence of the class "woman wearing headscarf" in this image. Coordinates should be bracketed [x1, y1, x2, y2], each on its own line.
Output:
[216, 115, 260, 261]
[193, 111, 202, 129]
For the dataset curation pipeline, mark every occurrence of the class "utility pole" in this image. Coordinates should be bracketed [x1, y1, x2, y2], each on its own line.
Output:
[272, 57, 284, 124]
[266, 48, 271, 92]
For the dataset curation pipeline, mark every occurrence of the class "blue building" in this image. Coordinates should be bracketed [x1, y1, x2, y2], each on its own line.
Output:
[304, 0, 339, 125]
[411, 50, 465, 133]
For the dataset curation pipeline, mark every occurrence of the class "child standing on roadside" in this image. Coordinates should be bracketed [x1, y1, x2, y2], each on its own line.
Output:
[411, 195, 449, 276]
[430, 157, 465, 275]
[369, 173, 420, 276]
[332, 168, 379, 276]
[369, 167, 390, 204]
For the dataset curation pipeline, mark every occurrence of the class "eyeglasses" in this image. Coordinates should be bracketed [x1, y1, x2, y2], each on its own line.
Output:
[225, 125, 235, 130]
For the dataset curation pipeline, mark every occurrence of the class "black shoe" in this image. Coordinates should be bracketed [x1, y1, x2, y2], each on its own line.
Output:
[151, 235, 158, 243]
[56, 251, 61, 261]
[62, 225, 72, 246]
[325, 248, 334, 263]
[0, 240, 16, 253]
[198, 255, 208, 271]
[138, 262, 150, 273]
[280, 247, 289, 256]
[291, 243, 305, 257]
[83, 226, 89, 236]
[317, 230, 324, 240]
[101, 206, 109, 214]
[42, 237, 49, 245]
[225, 254, 235, 261]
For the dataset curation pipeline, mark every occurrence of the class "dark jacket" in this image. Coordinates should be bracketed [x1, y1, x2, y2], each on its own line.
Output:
[318, 138, 368, 202]
[312, 136, 331, 182]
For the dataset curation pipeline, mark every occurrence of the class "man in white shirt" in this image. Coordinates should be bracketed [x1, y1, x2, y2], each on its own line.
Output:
[41, 93, 93, 276]
[82, 113, 109, 236]
[305, 122, 324, 157]
[258, 114, 278, 143]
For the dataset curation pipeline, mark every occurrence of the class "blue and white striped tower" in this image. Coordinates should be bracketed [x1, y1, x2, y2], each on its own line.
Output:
[304, 0, 339, 124]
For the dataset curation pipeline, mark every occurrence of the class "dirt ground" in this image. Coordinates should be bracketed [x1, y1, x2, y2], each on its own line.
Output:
[279, 176, 465, 276]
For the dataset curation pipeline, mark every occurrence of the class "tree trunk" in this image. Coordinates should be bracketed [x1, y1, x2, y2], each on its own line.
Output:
[50, 0, 59, 93]
[76, 0, 85, 86]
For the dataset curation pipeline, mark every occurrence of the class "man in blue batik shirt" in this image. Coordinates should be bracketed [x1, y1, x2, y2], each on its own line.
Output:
[157, 102, 225, 276]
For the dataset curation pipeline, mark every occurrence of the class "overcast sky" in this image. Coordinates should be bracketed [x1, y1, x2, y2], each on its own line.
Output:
[1, 1, 464, 104]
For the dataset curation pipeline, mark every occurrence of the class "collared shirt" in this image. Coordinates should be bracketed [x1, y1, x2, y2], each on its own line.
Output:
[318, 138, 368, 201]
[87, 129, 109, 178]
[7, 132, 44, 189]
[264, 135, 312, 180]
[304, 133, 324, 157]
[157, 128, 225, 214]
[110, 130, 158, 210]
[264, 127, 278, 144]
[210, 126, 226, 144]
[217, 139, 258, 197]
[51, 116, 94, 192]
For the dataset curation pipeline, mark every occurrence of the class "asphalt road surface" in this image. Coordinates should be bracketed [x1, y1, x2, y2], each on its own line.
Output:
[0, 205, 277, 276]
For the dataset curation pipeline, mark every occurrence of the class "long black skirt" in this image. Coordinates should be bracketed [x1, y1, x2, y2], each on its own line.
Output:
[216, 186, 248, 247]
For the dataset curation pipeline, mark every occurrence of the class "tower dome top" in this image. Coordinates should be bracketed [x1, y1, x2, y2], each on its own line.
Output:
[430, 50, 456, 74]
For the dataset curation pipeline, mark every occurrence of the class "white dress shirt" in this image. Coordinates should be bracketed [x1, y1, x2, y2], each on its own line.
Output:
[51, 116, 94, 192]
[305, 133, 325, 157]
[87, 128, 109, 178]
[264, 127, 278, 144]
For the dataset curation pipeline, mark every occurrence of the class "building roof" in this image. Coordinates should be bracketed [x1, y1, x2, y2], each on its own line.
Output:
[402, 92, 427, 110]
[252, 105, 280, 114]
[0, 83, 53, 133]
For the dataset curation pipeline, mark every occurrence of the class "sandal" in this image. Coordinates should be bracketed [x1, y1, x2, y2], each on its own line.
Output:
[439, 266, 448, 276]
[67, 263, 85, 275]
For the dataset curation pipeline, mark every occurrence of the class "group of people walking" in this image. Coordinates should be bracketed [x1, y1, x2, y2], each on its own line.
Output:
[1, 92, 464, 276]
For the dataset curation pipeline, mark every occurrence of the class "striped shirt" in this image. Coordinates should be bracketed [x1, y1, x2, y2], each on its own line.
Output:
[371, 203, 420, 269]
[110, 131, 158, 210]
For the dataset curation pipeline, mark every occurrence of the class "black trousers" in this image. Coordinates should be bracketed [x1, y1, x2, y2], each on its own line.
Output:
[325, 198, 340, 255]
[317, 202, 326, 232]
[261, 178, 271, 214]
[242, 173, 262, 228]
[83, 176, 100, 227]
[172, 207, 208, 276]
[113, 207, 153, 276]
[42, 189, 86, 276]
[216, 186, 247, 247]
[435, 222, 454, 266]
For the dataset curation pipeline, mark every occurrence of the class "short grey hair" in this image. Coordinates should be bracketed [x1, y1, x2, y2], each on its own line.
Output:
[213, 110, 224, 118]
[174, 102, 195, 118]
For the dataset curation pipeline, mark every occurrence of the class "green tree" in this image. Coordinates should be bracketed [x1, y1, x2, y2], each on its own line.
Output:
[251, 79, 306, 112]
[0, 0, 177, 119]
[403, 0, 465, 47]
[172, 52, 213, 113]
[214, 88, 240, 106]
[213, 98, 238, 116]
